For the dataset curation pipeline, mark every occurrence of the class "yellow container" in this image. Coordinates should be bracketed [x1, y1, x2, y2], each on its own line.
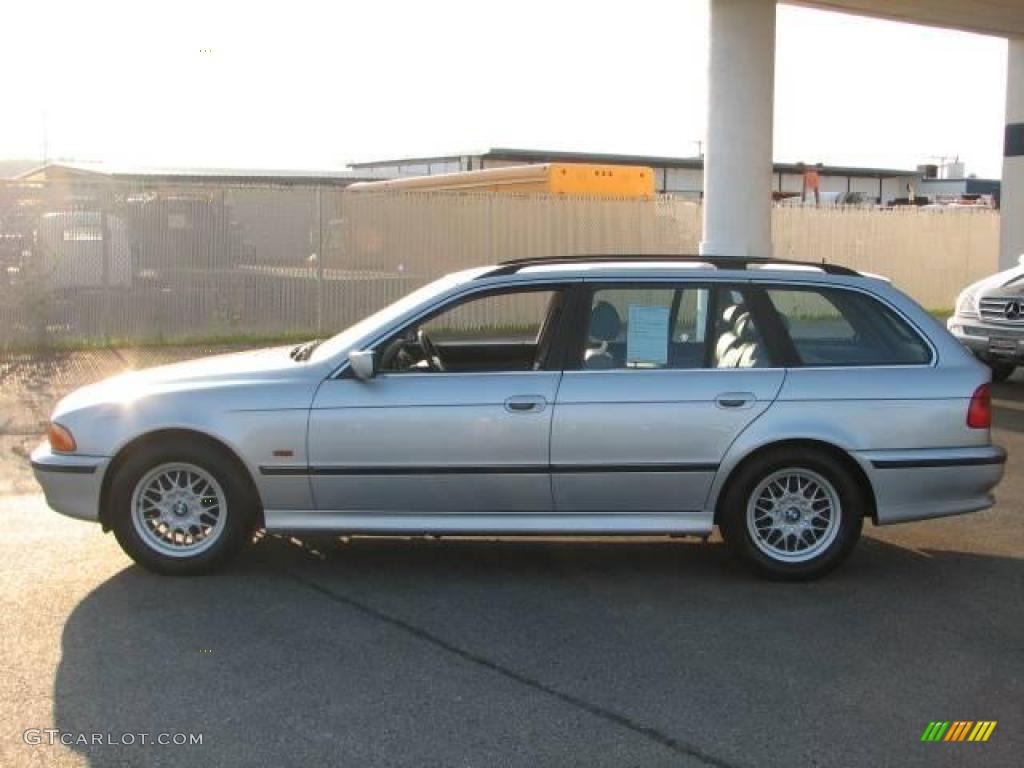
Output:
[348, 163, 655, 198]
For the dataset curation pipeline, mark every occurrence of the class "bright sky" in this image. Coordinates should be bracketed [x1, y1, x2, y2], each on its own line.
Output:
[1, 1, 1009, 177]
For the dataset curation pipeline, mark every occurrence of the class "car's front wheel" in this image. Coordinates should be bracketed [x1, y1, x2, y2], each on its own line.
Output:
[109, 439, 258, 575]
[718, 448, 864, 580]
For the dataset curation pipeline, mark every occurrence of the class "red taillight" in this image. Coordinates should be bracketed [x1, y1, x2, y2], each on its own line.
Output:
[967, 384, 991, 429]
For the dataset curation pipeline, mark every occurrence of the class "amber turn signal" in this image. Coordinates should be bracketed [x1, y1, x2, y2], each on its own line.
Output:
[47, 422, 77, 453]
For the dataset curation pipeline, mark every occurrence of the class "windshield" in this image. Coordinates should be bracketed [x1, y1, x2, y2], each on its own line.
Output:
[309, 268, 489, 363]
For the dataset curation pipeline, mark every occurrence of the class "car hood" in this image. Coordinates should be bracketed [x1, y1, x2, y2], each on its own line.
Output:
[965, 262, 1024, 297]
[55, 346, 325, 415]
[982, 274, 1024, 297]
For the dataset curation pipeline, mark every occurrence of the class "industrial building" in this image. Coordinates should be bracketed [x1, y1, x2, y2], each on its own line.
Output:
[13, 162, 369, 187]
[916, 162, 1001, 206]
[349, 147, 921, 204]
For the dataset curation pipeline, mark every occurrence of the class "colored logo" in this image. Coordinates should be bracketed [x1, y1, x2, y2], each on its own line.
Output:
[921, 721, 997, 742]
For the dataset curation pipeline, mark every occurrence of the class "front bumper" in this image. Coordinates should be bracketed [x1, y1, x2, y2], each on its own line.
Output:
[858, 445, 1007, 525]
[30, 442, 108, 522]
[947, 317, 1024, 364]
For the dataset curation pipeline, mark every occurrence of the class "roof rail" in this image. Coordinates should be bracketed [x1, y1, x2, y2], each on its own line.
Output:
[481, 254, 860, 278]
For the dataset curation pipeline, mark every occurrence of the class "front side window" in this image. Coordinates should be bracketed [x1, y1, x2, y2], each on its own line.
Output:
[420, 290, 553, 344]
[766, 286, 931, 366]
[378, 288, 563, 373]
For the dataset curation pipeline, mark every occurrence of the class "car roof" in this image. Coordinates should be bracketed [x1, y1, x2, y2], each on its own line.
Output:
[472, 256, 876, 286]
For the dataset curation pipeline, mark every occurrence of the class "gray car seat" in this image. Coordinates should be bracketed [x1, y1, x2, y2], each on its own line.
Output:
[584, 301, 622, 369]
[716, 304, 766, 368]
[715, 304, 744, 364]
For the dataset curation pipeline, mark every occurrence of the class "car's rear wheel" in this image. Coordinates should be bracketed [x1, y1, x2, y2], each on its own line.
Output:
[109, 439, 258, 575]
[988, 362, 1016, 383]
[718, 448, 864, 580]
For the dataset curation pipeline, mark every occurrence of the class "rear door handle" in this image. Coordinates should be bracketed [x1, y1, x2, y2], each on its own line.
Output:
[504, 395, 547, 414]
[715, 392, 756, 409]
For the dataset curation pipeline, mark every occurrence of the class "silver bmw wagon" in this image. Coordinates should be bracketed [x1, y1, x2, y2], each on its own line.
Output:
[32, 256, 1007, 579]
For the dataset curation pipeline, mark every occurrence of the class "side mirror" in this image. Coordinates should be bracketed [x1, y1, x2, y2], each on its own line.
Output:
[348, 349, 377, 380]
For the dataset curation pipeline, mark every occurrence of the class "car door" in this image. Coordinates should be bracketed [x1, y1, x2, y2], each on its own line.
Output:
[307, 285, 567, 514]
[550, 281, 786, 513]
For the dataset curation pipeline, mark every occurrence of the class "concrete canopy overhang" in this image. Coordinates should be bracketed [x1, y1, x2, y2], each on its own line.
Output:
[785, 1, 1024, 38]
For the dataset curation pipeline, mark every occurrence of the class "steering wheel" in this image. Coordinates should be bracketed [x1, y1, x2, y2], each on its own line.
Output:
[417, 329, 446, 372]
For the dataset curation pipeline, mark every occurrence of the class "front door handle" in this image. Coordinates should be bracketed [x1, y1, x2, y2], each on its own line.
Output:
[715, 392, 756, 409]
[504, 395, 547, 414]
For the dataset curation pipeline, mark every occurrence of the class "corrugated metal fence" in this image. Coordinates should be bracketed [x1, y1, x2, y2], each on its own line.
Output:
[0, 179, 999, 349]
[773, 205, 1000, 309]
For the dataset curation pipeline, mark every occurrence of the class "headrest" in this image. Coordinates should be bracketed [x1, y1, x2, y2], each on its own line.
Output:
[589, 301, 622, 342]
[722, 304, 745, 325]
[734, 312, 758, 342]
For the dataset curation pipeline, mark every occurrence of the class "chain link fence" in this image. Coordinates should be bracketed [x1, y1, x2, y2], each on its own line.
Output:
[0, 178, 1000, 351]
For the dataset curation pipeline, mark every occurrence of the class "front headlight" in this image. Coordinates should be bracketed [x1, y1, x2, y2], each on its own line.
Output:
[955, 288, 979, 318]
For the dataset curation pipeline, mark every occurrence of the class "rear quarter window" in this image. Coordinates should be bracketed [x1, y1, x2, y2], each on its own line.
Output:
[766, 287, 932, 366]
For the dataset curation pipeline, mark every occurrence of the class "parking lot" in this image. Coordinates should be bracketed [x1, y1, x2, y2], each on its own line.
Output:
[0, 350, 1020, 767]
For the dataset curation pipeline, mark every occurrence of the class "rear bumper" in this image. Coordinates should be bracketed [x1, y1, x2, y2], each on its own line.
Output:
[30, 442, 107, 522]
[859, 445, 1007, 525]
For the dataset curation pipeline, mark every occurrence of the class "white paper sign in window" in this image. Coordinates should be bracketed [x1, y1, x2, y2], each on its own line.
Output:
[626, 305, 669, 366]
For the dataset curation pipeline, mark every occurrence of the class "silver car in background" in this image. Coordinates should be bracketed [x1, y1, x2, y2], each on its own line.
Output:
[948, 255, 1024, 382]
[32, 256, 1007, 579]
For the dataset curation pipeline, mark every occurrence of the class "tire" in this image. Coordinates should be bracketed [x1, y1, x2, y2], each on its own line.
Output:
[108, 438, 258, 575]
[988, 363, 1015, 383]
[718, 447, 864, 580]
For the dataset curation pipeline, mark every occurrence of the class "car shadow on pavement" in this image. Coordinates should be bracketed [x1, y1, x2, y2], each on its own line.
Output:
[52, 534, 1021, 768]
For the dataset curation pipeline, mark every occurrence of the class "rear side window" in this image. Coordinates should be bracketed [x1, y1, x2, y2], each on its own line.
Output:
[579, 284, 776, 370]
[582, 286, 710, 369]
[766, 287, 931, 366]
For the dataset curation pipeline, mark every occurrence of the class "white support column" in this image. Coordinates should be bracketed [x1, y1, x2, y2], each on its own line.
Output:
[1000, 36, 1024, 270]
[700, 0, 776, 258]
